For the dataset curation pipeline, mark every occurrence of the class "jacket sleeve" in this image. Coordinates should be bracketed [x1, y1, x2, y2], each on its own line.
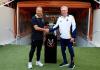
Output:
[49, 18, 59, 32]
[71, 15, 76, 38]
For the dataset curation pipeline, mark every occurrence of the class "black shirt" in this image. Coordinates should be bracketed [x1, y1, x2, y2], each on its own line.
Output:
[31, 16, 45, 40]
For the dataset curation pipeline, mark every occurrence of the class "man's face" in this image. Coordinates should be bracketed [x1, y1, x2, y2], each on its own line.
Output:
[61, 6, 68, 17]
[36, 9, 43, 18]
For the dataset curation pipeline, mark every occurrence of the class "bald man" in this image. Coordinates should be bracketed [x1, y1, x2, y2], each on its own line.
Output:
[28, 6, 48, 69]
[49, 6, 76, 69]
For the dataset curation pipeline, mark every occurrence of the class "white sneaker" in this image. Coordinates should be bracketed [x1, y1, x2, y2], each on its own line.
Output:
[28, 62, 32, 69]
[36, 61, 43, 67]
[59, 63, 69, 67]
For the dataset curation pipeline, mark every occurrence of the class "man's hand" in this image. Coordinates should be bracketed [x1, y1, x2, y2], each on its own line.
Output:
[44, 29, 49, 33]
[70, 38, 75, 42]
[34, 25, 49, 33]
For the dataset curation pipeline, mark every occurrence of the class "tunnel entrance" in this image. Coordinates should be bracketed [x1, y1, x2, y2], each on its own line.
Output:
[16, 1, 93, 45]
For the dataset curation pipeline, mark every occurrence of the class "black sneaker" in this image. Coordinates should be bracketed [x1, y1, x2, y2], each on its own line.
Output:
[68, 63, 75, 69]
[59, 63, 69, 67]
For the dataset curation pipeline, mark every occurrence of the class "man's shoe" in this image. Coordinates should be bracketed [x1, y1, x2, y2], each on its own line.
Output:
[59, 63, 69, 67]
[68, 64, 75, 69]
[36, 61, 43, 67]
[28, 62, 32, 69]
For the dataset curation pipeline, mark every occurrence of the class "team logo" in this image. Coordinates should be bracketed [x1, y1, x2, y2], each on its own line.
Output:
[47, 39, 55, 48]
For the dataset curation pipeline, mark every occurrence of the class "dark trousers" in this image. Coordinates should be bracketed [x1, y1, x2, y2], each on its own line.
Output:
[60, 38, 75, 64]
[29, 40, 43, 62]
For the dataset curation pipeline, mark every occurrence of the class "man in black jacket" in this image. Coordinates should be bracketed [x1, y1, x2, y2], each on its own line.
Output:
[28, 6, 48, 69]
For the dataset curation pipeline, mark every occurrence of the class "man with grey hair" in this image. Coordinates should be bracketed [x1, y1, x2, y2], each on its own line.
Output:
[48, 6, 76, 69]
[28, 6, 48, 69]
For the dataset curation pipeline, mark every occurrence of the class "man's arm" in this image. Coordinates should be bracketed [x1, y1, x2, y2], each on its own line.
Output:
[71, 16, 76, 38]
[70, 16, 76, 42]
[49, 18, 59, 32]
[33, 25, 46, 32]
[32, 17, 48, 32]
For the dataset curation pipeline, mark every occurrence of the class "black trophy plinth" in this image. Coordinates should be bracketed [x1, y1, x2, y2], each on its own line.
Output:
[44, 33, 57, 63]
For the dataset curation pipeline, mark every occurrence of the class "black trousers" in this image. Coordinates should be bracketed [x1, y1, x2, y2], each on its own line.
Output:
[60, 38, 75, 64]
[29, 40, 43, 62]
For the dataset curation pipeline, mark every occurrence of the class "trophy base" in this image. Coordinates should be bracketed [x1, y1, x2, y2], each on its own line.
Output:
[44, 33, 57, 63]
